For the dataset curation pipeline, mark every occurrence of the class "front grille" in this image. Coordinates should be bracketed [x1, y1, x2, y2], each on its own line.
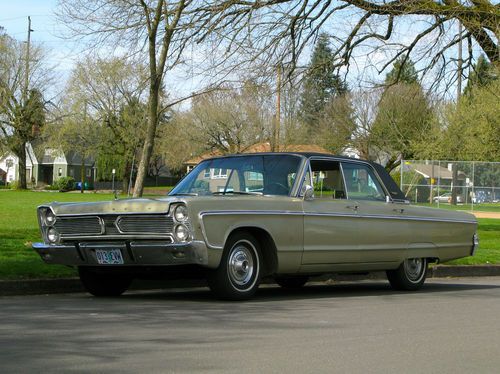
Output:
[116, 215, 174, 234]
[102, 216, 120, 235]
[55, 216, 102, 236]
[54, 214, 174, 238]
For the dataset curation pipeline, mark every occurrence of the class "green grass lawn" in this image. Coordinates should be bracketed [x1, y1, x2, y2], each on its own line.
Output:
[417, 202, 500, 213]
[0, 190, 499, 280]
[0, 190, 116, 280]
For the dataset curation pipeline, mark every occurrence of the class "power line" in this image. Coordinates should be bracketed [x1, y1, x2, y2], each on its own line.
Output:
[0, 14, 51, 22]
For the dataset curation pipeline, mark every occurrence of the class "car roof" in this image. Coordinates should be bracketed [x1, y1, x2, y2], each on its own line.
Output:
[205, 152, 360, 161]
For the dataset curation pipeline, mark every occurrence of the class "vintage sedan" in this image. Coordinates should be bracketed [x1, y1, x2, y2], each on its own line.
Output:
[33, 153, 479, 300]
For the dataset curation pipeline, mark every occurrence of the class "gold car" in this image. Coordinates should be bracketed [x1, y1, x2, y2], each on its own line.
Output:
[33, 153, 478, 300]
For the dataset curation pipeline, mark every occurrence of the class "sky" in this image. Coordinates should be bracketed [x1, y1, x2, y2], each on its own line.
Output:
[0, 0, 73, 67]
[1, 0, 469, 102]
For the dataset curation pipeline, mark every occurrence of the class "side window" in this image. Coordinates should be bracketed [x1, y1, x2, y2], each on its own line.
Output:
[310, 160, 346, 199]
[342, 163, 386, 201]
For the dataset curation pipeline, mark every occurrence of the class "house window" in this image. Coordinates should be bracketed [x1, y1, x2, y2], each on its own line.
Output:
[86, 168, 91, 177]
[69, 168, 74, 177]
[247, 171, 263, 181]
[58, 168, 62, 177]
[211, 168, 228, 179]
[6, 159, 13, 168]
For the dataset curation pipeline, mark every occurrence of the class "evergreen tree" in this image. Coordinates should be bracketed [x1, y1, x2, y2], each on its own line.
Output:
[464, 55, 497, 95]
[300, 33, 347, 130]
[385, 57, 418, 85]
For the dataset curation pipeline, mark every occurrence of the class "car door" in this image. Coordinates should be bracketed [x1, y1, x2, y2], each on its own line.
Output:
[302, 159, 362, 265]
[340, 161, 409, 263]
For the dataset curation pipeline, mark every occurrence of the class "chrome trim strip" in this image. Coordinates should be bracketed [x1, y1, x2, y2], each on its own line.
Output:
[293, 157, 310, 198]
[52, 211, 171, 217]
[297, 159, 313, 198]
[199, 210, 476, 224]
[339, 161, 349, 200]
[60, 234, 175, 241]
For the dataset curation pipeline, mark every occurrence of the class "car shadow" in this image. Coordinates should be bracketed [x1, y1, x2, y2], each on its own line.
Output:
[117, 279, 500, 303]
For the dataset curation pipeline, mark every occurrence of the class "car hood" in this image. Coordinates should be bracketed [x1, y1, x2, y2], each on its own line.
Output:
[45, 197, 181, 216]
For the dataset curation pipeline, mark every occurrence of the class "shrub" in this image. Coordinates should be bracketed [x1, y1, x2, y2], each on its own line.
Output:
[9, 180, 21, 190]
[54, 177, 75, 192]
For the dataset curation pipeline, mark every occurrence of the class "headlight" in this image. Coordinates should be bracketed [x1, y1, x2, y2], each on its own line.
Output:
[45, 210, 56, 226]
[174, 204, 188, 222]
[174, 224, 190, 242]
[47, 227, 60, 243]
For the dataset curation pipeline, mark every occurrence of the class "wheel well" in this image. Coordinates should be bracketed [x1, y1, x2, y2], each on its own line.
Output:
[228, 227, 278, 276]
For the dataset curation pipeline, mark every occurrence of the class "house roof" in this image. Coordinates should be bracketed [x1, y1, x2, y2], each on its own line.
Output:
[185, 142, 331, 165]
[408, 163, 466, 180]
[0, 167, 6, 176]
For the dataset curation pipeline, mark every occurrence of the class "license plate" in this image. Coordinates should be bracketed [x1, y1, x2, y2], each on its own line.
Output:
[95, 249, 124, 265]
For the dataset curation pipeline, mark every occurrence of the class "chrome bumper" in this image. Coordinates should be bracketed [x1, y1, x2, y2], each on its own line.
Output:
[471, 233, 480, 256]
[33, 240, 220, 268]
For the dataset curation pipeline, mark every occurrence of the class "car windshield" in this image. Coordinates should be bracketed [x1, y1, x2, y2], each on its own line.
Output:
[169, 155, 302, 196]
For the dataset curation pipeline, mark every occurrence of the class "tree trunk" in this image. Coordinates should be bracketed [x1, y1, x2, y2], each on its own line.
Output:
[133, 78, 160, 197]
[15, 142, 28, 189]
[81, 160, 85, 193]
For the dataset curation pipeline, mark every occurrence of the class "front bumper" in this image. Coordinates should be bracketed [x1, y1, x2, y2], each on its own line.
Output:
[33, 240, 219, 268]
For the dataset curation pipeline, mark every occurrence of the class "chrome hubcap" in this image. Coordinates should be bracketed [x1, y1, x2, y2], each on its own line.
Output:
[228, 244, 254, 287]
[404, 258, 425, 282]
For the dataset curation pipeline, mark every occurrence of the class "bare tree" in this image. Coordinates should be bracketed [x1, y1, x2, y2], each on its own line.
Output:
[60, 56, 149, 192]
[0, 32, 50, 189]
[57, 1, 227, 197]
[183, 82, 274, 154]
[194, 1, 499, 90]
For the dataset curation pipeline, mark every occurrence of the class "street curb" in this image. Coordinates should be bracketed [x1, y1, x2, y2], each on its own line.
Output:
[1, 265, 499, 296]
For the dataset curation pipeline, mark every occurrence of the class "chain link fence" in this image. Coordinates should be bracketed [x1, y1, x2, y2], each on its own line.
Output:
[397, 160, 500, 210]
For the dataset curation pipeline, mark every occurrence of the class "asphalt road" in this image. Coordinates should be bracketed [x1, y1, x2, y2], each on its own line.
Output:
[1, 277, 499, 373]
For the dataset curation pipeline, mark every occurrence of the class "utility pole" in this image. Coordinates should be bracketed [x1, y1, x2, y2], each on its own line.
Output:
[457, 21, 463, 100]
[23, 16, 33, 104]
[273, 64, 282, 152]
[452, 19, 463, 206]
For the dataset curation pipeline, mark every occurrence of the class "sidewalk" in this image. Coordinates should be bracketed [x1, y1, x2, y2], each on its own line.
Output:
[1, 265, 499, 296]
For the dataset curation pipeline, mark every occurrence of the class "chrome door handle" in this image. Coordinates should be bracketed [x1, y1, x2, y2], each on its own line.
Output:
[346, 205, 359, 211]
[393, 208, 405, 214]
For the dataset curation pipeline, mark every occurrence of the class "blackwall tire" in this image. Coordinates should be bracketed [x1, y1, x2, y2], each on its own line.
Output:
[386, 258, 428, 291]
[207, 232, 262, 300]
[78, 267, 132, 297]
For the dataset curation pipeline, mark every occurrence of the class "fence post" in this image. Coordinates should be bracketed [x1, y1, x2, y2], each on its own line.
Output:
[471, 161, 475, 212]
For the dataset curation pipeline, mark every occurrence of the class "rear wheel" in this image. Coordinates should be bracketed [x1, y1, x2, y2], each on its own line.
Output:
[78, 267, 132, 297]
[275, 276, 309, 289]
[207, 232, 262, 300]
[386, 258, 428, 291]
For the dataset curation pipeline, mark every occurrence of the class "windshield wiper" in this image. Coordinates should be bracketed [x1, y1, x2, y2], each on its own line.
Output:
[212, 191, 263, 196]
[169, 192, 198, 196]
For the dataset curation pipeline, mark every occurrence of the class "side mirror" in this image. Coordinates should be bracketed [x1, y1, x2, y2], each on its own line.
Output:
[303, 185, 314, 201]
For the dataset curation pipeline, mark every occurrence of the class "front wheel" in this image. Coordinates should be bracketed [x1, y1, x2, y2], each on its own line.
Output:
[78, 267, 132, 297]
[386, 258, 428, 291]
[207, 232, 262, 300]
